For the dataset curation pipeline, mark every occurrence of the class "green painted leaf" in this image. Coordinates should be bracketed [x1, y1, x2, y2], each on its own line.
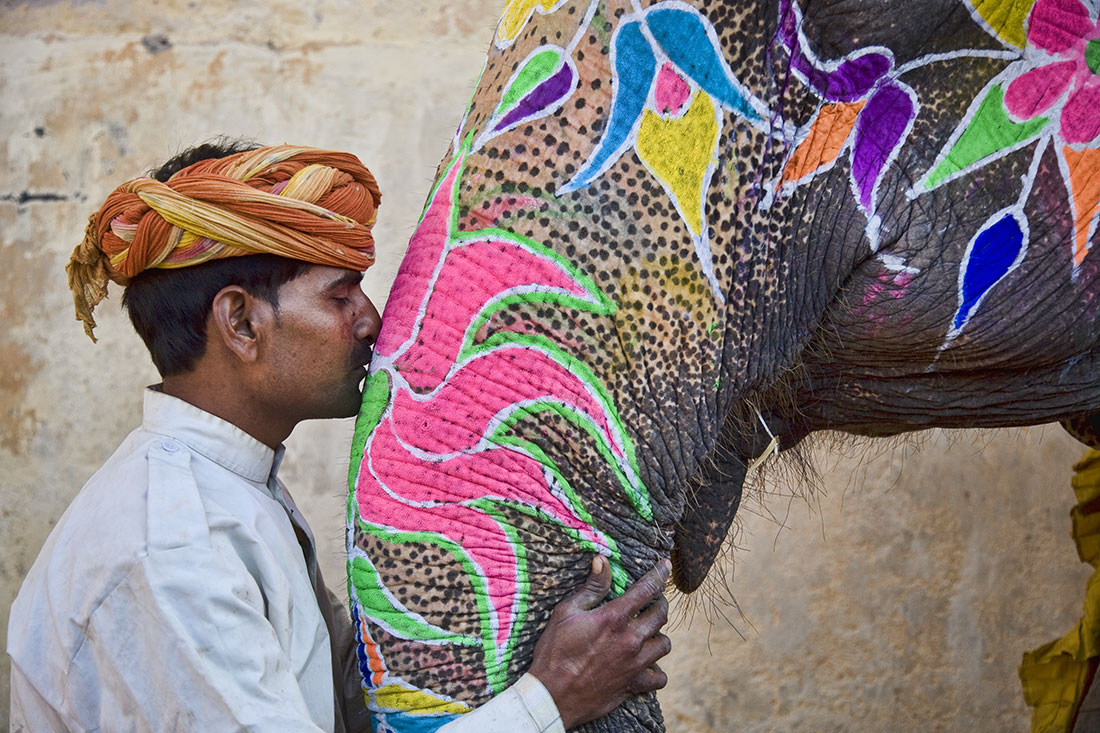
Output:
[925, 82, 1049, 190]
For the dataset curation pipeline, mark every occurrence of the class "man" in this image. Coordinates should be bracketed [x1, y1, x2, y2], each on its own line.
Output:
[8, 141, 671, 731]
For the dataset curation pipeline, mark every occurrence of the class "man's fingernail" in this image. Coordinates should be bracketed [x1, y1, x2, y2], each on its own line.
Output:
[593, 555, 607, 574]
[661, 558, 671, 573]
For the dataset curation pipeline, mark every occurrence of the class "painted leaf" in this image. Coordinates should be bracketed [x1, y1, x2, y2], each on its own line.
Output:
[1063, 145, 1100, 266]
[492, 48, 577, 134]
[924, 82, 1050, 190]
[636, 90, 720, 236]
[559, 21, 656, 193]
[953, 209, 1027, 331]
[775, 0, 892, 103]
[851, 82, 916, 212]
[965, 0, 1037, 49]
[780, 100, 865, 187]
[647, 6, 764, 121]
[496, 48, 564, 119]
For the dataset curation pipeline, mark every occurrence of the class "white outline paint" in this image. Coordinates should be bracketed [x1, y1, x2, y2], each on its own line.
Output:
[877, 253, 921, 275]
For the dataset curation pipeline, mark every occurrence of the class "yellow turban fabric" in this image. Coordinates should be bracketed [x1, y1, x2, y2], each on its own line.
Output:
[67, 144, 382, 340]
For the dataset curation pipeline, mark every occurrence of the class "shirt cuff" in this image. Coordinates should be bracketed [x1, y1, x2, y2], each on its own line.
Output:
[515, 673, 565, 733]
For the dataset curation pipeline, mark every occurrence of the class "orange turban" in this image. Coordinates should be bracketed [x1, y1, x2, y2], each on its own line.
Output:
[67, 144, 382, 341]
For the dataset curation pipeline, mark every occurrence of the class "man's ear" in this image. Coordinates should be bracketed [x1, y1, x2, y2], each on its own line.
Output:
[210, 286, 268, 364]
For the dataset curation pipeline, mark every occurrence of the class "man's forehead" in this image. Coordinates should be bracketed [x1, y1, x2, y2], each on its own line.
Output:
[305, 265, 365, 289]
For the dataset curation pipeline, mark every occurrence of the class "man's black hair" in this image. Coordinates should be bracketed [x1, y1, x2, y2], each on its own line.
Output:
[121, 139, 311, 377]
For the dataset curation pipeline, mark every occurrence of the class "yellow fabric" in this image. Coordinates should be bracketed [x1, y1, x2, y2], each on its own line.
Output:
[1020, 449, 1100, 732]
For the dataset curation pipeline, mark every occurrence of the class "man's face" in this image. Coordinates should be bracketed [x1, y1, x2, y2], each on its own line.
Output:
[259, 265, 381, 422]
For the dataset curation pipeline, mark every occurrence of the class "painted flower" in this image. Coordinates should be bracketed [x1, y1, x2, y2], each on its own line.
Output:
[1004, 0, 1100, 145]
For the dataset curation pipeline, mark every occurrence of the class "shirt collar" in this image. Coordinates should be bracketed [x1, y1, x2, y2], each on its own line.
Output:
[142, 387, 281, 484]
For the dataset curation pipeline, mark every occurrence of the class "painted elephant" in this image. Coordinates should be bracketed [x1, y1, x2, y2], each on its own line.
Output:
[345, 0, 1100, 730]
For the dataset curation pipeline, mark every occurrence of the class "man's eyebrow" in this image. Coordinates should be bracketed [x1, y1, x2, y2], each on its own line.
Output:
[326, 271, 365, 291]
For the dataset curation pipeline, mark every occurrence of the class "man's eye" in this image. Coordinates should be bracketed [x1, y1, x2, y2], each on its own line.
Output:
[335, 297, 351, 306]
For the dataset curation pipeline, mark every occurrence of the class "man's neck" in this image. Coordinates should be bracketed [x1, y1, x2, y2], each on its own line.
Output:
[160, 373, 295, 449]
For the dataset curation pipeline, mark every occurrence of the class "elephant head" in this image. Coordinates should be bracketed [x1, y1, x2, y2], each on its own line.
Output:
[346, 0, 1100, 730]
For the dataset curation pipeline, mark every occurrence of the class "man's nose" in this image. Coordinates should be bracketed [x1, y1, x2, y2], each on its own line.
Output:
[354, 296, 382, 343]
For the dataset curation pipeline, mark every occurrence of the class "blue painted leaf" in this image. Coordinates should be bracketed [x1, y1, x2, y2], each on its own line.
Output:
[647, 7, 763, 122]
[953, 210, 1027, 331]
[559, 21, 656, 193]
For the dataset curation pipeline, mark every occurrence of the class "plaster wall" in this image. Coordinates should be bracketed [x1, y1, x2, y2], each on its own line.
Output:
[0, 1, 1090, 730]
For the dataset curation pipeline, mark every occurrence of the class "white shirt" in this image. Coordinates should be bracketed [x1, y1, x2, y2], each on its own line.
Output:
[8, 389, 563, 733]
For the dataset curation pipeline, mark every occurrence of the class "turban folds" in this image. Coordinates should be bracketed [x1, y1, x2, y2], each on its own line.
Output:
[67, 144, 381, 340]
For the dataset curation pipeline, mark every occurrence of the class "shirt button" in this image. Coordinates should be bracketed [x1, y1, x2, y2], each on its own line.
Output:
[160, 440, 180, 453]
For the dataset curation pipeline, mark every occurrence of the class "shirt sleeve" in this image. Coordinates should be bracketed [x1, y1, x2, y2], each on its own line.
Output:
[61, 545, 328, 732]
[437, 674, 565, 733]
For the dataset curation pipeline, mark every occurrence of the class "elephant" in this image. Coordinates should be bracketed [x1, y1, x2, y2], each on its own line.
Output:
[345, 0, 1100, 730]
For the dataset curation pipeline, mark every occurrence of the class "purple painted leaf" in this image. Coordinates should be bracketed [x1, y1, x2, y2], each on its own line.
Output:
[493, 61, 576, 132]
[851, 81, 916, 212]
[775, 0, 892, 102]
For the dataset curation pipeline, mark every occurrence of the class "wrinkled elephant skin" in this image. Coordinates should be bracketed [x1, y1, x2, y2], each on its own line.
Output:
[346, 1, 1100, 730]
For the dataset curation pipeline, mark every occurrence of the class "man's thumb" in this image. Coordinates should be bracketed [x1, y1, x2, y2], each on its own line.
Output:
[571, 555, 612, 610]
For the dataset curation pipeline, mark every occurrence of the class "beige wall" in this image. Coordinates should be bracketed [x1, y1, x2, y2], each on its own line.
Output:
[0, 1, 1090, 729]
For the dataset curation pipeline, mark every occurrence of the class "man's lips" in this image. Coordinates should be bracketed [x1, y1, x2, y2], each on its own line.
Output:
[351, 344, 375, 371]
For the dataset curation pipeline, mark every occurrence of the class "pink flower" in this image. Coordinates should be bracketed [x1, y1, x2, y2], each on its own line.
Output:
[1004, 0, 1100, 145]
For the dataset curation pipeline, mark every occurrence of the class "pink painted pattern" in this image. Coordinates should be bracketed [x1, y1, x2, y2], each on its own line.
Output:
[356, 149, 637, 661]
[654, 62, 691, 115]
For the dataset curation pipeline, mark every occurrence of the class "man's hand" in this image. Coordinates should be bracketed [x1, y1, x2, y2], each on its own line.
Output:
[528, 556, 672, 730]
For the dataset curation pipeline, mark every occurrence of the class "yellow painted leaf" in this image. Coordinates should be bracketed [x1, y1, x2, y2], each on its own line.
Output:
[967, 0, 1036, 49]
[498, 0, 568, 45]
[636, 91, 720, 237]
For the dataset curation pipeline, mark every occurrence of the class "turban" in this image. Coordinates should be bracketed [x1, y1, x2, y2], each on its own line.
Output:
[67, 144, 382, 341]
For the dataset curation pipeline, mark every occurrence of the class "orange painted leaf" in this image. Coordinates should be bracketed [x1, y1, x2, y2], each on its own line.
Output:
[780, 100, 866, 188]
[1063, 145, 1100, 266]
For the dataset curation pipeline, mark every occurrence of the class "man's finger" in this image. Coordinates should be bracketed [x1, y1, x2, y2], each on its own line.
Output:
[628, 662, 669, 695]
[565, 554, 613, 612]
[633, 594, 669, 640]
[634, 633, 672, 672]
[607, 558, 670, 618]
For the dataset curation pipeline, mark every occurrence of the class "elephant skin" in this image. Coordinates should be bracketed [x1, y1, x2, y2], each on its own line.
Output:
[346, 0, 1100, 730]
